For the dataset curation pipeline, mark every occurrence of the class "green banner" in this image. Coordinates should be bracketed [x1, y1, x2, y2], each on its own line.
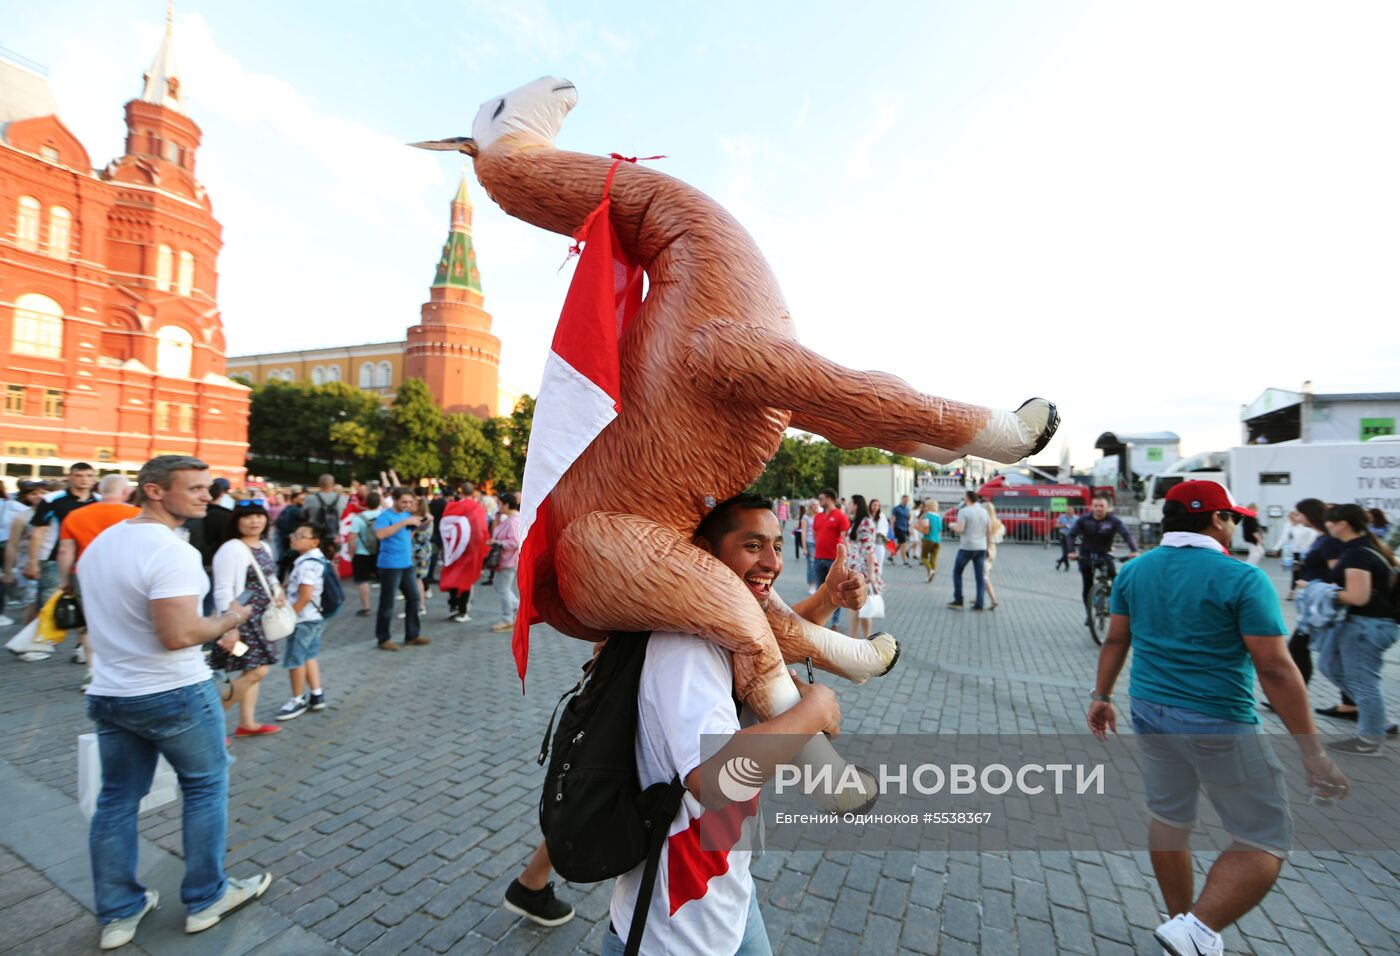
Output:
[1362, 418, 1396, 440]
[1050, 497, 1069, 512]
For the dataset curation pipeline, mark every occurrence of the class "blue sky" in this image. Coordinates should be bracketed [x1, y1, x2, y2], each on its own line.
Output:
[10, 1, 1400, 465]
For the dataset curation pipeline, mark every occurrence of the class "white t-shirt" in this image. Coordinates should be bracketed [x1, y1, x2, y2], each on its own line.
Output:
[79, 520, 212, 697]
[957, 502, 989, 550]
[609, 632, 755, 955]
[288, 550, 325, 622]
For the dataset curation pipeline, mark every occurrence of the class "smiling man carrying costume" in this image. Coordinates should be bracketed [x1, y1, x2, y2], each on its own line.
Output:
[415, 77, 1058, 811]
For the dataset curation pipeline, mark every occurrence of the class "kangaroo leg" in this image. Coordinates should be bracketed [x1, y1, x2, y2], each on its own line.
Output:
[554, 511, 878, 811]
[764, 591, 899, 684]
[555, 511, 788, 715]
[685, 319, 1059, 463]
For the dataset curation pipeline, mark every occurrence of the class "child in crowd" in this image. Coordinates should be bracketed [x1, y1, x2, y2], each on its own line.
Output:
[276, 523, 333, 721]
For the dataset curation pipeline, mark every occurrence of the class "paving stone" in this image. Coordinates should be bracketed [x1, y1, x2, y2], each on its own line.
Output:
[940, 894, 980, 944]
[898, 902, 940, 954]
[1050, 904, 1095, 954]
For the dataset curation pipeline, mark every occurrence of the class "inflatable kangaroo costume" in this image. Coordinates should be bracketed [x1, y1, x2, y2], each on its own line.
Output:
[416, 77, 1057, 808]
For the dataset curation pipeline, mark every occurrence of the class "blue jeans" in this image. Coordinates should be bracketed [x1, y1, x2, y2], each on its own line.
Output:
[283, 619, 325, 669]
[951, 549, 986, 607]
[812, 558, 837, 625]
[602, 890, 770, 955]
[376, 566, 420, 644]
[86, 680, 229, 922]
[1316, 615, 1398, 740]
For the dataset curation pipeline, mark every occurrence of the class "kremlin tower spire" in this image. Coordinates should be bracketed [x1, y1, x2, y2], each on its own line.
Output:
[405, 170, 501, 418]
[433, 172, 482, 293]
[141, 1, 184, 112]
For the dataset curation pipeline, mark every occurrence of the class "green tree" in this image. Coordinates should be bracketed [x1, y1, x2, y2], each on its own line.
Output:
[439, 413, 501, 486]
[505, 395, 534, 484]
[382, 378, 444, 481]
[329, 419, 381, 462]
[752, 433, 827, 499]
[247, 379, 386, 477]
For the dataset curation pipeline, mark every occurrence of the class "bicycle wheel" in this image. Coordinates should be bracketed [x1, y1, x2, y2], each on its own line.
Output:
[1090, 591, 1110, 645]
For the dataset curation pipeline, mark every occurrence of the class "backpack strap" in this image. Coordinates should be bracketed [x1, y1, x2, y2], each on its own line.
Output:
[537, 660, 592, 766]
[624, 775, 685, 956]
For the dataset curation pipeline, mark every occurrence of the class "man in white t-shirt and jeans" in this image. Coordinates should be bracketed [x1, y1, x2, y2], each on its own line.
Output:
[603, 493, 846, 956]
[79, 455, 274, 951]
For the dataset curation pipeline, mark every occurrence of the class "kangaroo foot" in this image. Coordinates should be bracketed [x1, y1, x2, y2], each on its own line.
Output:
[964, 397, 1060, 461]
[766, 596, 900, 684]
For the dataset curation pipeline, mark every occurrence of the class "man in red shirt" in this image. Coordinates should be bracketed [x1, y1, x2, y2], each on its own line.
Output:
[810, 487, 851, 625]
[58, 474, 139, 676]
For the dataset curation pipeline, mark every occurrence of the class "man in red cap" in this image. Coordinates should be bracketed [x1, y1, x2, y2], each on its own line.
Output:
[1085, 479, 1349, 956]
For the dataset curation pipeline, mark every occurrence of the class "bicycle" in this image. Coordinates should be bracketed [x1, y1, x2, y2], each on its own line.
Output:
[1085, 553, 1133, 645]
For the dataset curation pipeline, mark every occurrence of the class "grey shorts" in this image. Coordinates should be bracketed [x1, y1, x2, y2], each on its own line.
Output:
[1131, 698, 1293, 857]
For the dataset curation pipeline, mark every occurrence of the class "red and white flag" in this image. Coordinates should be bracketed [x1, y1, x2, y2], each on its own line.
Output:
[513, 158, 644, 686]
[336, 498, 363, 579]
[439, 497, 490, 593]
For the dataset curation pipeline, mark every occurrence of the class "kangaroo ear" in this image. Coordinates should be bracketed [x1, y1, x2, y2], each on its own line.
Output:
[409, 137, 478, 157]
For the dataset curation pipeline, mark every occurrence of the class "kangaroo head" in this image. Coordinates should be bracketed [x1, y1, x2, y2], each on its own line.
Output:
[410, 76, 577, 158]
[472, 76, 578, 152]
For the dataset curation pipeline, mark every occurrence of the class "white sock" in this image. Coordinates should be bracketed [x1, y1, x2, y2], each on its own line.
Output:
[310, 687, 322, 696]
[1187, 913, 1220, 942]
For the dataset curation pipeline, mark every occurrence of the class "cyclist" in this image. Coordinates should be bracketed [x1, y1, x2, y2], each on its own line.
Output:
[1068, 492, 1138, 625]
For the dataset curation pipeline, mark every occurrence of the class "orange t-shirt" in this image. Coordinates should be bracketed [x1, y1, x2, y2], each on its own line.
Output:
[61, 503, 141, 559]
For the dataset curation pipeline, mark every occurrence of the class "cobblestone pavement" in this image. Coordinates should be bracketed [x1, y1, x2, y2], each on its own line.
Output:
[2, 544, 1399, 954]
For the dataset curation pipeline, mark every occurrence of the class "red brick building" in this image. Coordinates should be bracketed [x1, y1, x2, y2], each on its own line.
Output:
[0, 17, 249, 484]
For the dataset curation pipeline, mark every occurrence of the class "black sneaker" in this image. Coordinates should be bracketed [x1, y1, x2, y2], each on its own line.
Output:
[1326, 736, 1382, 757]
[275, 697, 308, 721]
[503, 879, 574, 927]
[309, 692, 326, 712]
[947, 601, 964, 609]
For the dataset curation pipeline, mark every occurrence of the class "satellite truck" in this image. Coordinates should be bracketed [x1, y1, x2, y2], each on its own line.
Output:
[1139, 437, 1400, 549]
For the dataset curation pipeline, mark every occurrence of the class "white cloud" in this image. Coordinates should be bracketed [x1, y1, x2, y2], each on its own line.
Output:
[846, 100, 899, 180]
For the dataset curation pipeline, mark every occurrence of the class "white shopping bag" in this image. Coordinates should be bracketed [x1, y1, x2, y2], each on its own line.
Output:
[77, 733, 179, 819]
[5, 619, 51, 656]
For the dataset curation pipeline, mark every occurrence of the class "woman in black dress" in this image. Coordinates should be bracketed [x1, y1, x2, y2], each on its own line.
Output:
[211, 499, 285, 737]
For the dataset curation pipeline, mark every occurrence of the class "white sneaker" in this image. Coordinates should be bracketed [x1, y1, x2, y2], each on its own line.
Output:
[1155, 914, 1223, 956]
[100, 889, 158, 950]
[73, 644, 87, 664]
[185, 873, 272, 934]
[0, 614, 14, 626]
[451, 612, 471, 623]
[18, 651, 51, 662]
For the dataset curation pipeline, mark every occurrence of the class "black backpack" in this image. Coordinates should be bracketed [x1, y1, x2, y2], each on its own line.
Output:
[309, 492, 340, 541]
[537, 632, 686, 956]
[1362, 548, 1400, 624]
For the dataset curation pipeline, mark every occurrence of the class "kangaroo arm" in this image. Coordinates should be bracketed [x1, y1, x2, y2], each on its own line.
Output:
[683, 318, 990, 459]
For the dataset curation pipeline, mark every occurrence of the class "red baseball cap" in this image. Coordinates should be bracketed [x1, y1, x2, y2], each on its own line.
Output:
[1165, 480, 1257, 519]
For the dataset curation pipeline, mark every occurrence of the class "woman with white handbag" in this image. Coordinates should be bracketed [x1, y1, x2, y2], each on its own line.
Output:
[845, 495, 885, 639]
[211, 499, 292, 738]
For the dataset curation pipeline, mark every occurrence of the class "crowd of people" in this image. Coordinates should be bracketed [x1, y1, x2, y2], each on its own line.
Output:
[4, 458, 1396, 953]
[2, 464, 526, 726]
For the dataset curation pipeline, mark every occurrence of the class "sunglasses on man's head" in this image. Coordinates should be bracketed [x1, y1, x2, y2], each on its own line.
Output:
[235, 499, 268, 509]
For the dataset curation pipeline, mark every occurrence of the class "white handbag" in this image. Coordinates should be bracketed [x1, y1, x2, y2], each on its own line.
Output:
[859, 592, 886, 620]
[245, 544, 296, 641]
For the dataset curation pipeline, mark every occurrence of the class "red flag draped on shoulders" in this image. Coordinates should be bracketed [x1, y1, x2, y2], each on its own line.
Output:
[513, 157, 645, 687]
[439, 497, 490, 594]
[336, 498, 363, 579]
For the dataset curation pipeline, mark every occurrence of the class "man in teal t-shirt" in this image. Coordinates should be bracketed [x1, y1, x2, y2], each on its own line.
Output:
[918, 502, 942, 583]
[1084, 480, 1347, 956]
